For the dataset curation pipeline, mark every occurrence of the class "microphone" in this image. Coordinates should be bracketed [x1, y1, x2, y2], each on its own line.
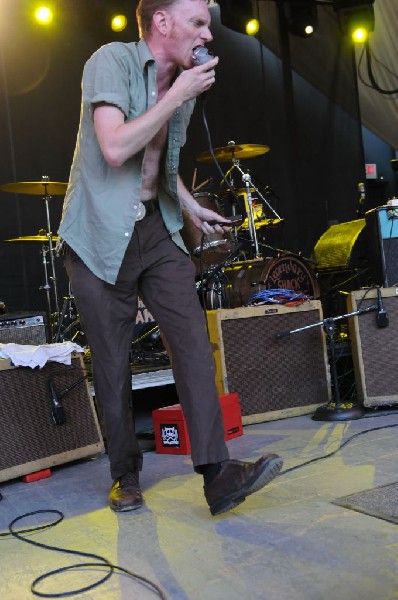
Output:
[191, 46, 214, 66]
[48, 379, 66, 425]
[376, 287, 389, 328]
[207, 215, 243, 227]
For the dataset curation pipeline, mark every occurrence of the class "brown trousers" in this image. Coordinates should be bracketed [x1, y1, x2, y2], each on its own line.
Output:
[64, 205, 229, 480]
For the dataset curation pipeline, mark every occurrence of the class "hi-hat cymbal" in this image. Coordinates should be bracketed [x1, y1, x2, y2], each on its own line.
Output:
[0, 181, 68, 195]
[197, 143, 270, 163]
[5, 235, 60, 243]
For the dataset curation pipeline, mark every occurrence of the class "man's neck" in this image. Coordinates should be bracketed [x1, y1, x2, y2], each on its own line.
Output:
[145, 38, 178, 93]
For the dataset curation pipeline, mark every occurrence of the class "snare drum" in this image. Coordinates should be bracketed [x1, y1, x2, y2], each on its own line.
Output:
[206, 253, 319, 309]
[180, 192, 237, 269]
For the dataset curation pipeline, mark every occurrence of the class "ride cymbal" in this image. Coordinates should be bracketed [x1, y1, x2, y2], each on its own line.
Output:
[0, 181, 68, 195]
[197, 143, 270, 163]
[5, 235, 60, 242]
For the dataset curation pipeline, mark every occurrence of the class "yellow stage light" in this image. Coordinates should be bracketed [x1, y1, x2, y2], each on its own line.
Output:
[352, 27, 368, 43]
[246, 18, 259, 36]
[34, 6, 53, 25]
[333, 1, 375, 42]
[111, 14, 128, 32]
[219, 0, 258, 36]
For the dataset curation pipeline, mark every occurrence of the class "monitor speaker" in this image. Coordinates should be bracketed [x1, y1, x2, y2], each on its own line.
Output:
[207, 301, 331, 424]
[0, 312, 48, 345]
[347, 287, 398, 407]
[365, 207, 398, 287]
[0, 354, 104, 483]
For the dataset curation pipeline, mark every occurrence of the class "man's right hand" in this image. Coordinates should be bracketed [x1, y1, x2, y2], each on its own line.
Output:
[170, 56, 219, 104]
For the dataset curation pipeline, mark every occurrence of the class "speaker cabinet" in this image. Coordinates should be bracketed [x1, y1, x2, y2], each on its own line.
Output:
[207, 301, 331, 424]
[0, 354, 104, 483]
[365, 207, 398, 287]
[0, 312, 48, 345]
[347, 287, 398, 407]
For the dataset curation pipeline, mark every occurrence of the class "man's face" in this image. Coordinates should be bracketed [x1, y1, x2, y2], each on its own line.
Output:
[165, 0, 213, 68]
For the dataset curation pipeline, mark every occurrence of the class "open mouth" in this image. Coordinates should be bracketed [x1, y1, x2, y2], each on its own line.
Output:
[191, 46, 213, 66]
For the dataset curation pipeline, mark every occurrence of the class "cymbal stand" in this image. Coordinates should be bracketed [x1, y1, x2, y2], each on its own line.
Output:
[252, 186, 282, 222]
[242, 172, 261, 258]
[229, 160, 261, 258]
[54, 283, 79, 343]
[39, 240, 53, 319]
[222, 160, 282, 221]
[41, 175, 60, 318]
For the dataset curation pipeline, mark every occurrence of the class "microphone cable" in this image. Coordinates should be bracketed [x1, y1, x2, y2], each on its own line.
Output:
[196, 94, 237, 318]
[200, 94, 242, 208]
[0, 509, 167, 599]
[278, 420, 398, 478]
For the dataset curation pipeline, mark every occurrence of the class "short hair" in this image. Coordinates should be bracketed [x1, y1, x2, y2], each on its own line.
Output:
[136, 0, 209, 37]
[136, 0, 180, 37]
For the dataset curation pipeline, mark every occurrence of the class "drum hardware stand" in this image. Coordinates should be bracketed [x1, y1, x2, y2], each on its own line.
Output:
[38, 238, 53, 324]
[275, 304, 379, 421]
[40, 176, 61, 319]
[35, 175, 62, 340]
[222, 159, 283, 260]
[54, 284, 80, 343]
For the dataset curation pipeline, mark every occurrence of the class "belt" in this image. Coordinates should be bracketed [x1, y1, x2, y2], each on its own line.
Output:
[136, 198, 159, 221]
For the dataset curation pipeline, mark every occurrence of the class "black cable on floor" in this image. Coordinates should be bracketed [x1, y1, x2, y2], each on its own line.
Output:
[278, 422, 398, 477]
[2, 509, 167, 599]
[2, 421, 398, 596]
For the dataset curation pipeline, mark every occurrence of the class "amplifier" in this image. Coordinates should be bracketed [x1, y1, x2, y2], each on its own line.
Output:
[0, 354, 104, 483]
[207, 301, 331, 424]
[365, 207, 398, 287]
[347, 287, 398, 407]
[0, 312, 48, 345]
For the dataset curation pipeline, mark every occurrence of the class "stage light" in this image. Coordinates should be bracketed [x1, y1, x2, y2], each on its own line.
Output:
[333, 1, 375, 43]
[111, 14, 128, 32]
[218, 0, 257, 36]
[283, 0, 318, 38]
[34, 6, 53, 26]
[351, 26, 368, 43]
[246, 18, 260, 36]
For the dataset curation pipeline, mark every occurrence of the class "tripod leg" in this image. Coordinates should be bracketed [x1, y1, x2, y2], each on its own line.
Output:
[54, 296, 70, 343]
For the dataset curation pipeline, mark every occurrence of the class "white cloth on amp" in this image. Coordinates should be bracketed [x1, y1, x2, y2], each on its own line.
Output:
[0, 342, 85, 368]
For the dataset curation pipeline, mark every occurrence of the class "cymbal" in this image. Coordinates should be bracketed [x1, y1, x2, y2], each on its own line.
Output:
[197, 144, 270, 163]
[0, 181, 68, 195]
[5, 235, 60, 243]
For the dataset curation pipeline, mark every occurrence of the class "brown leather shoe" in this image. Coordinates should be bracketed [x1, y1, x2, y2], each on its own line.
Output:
[109, 471, 144, 512]
[204, 454, 283, 516]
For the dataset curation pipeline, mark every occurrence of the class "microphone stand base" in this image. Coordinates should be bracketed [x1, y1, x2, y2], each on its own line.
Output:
[312, 402, 366, 422]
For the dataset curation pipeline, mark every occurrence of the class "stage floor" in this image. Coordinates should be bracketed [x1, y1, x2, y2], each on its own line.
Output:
[1, 409, 398, 600]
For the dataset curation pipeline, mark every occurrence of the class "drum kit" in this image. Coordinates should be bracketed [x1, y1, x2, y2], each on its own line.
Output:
[0, 176, 80, 343]
[183, 141, 318, 309]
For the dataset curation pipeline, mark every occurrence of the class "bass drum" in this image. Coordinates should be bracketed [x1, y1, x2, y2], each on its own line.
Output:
[206, 254, 319, 309]
[180, 192, 238, 271]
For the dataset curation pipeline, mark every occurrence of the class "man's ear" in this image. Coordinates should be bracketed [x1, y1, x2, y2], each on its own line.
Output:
[153, 10, 169, 36]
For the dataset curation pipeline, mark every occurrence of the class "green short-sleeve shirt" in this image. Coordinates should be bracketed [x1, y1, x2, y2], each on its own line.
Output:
[59, 39, 195, 284]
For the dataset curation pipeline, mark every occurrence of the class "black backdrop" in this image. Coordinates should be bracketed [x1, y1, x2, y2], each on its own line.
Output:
[0, 1, 365, 313]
